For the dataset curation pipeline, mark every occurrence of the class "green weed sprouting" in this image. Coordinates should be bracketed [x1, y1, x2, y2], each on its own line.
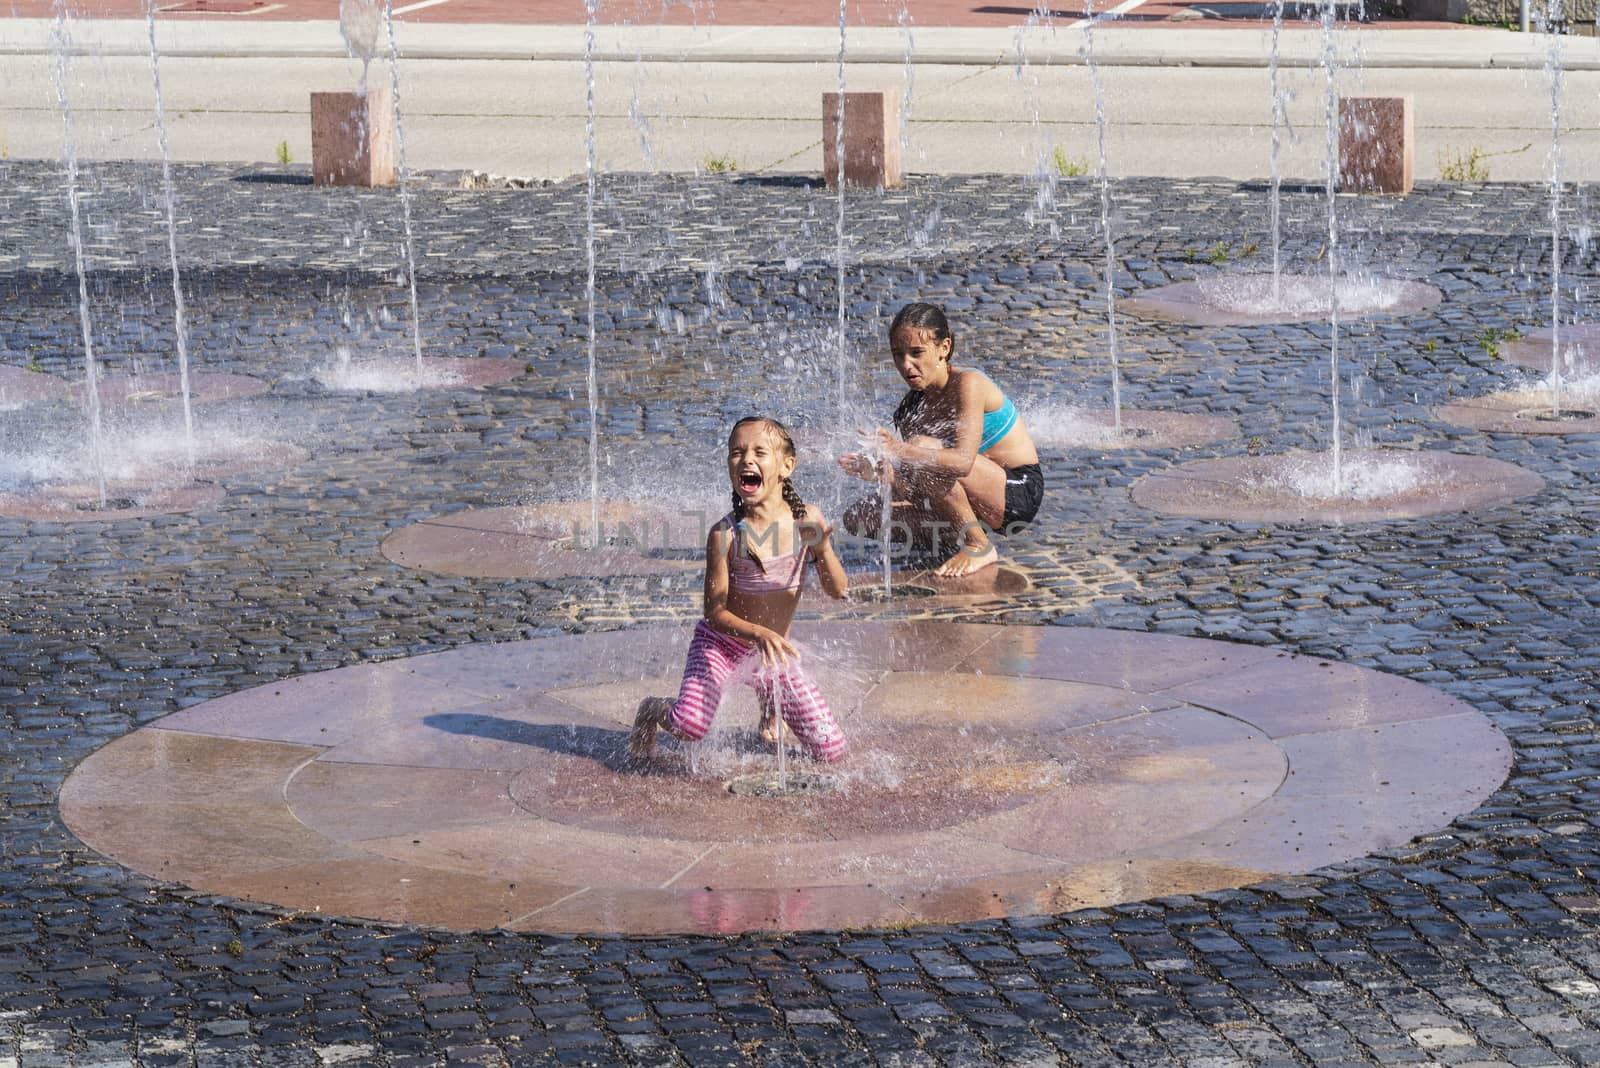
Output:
[1053, 146, 1089, 178]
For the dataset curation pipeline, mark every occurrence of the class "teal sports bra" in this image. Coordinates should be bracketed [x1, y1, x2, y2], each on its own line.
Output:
[980, 394, 1018, 453]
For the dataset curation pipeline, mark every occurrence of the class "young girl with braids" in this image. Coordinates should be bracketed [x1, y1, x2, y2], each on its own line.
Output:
[629, 416, 850, 765]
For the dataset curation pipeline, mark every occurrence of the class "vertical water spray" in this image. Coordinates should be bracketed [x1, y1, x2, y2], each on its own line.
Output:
[833, 0, 849, 415]
[1319, 0, 1343, 494]
[339, 0, 378, 91]
[584, 0, 602, 548]
[1081, 0, 1122, 433]
[381, 0, 425, 377]
[51, 5, 107, 507]
[1268, 0, 1287, 306]
[144, 0, 195, 474]
[772, 684, 788, 792]
[1540, 0, 1565, 418]
[1016, 3, 1058, 227]
[878, 457, 893, 599]
[896, 4, 915, 166]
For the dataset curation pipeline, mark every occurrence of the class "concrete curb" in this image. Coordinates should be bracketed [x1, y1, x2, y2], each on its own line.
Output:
[2, 18, 1596, 70]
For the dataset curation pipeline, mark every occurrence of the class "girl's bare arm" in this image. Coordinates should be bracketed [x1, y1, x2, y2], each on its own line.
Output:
[883, 371, 987, 477]
[803, 506, 849, 600]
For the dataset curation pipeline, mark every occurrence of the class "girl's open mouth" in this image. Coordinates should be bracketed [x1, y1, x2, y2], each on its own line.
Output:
[738, 471, 763, 495]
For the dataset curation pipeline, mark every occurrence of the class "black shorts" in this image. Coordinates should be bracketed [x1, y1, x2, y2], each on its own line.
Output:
[1000, 463, 1044, 533]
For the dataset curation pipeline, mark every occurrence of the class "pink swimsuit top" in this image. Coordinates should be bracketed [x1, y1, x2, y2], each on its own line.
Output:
[726, 517, 808, 594]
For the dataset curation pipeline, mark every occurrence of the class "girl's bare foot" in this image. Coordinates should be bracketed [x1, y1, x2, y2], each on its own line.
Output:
[935, 540, 999, 577]
[757, 690, 798, 747]
[629, 697, 674, 764]
[758, 710, 798, 748]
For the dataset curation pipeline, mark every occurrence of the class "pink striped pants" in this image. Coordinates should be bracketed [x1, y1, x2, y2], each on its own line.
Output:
[669, 620, 847, 763]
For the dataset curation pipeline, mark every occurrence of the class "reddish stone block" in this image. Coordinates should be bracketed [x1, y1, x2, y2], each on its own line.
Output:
[1338, 94, 1414, 195]
[311, 89, 395, 187]
[822, 90, 902, 190]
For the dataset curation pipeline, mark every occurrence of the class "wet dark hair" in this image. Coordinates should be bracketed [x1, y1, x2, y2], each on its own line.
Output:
[889, 301, 954, 359]
[728, 416, 807, 527]
[888, 303, 956, 436]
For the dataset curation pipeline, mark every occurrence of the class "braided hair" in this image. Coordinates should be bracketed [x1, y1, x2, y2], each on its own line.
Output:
[728, 416, 808, 570]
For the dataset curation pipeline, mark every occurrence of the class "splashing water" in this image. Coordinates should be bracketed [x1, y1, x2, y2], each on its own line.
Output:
[1265, 453, 1425, 501]
[1026, 404, 1134, 447]
[584, 0, 602, 548]
[896, 4, 916, 169]
[379, 1, 425, 379]
[51, 4, 108, 508]
[1081, 0, 1122, 433]
[1267, 0, 1289, 305]
[1319, 0, 1344, 494]
[144, 0, 196, 476]
[1543, 368, 1600, 401]
[1015, 2, 1059, 229]
[1539, 0, 1566, 419]
[313, 360, 463, 392]
[877, 454, 894, 599]
[834, 0, 849, 413]
[1195, 272, 1404, 316]
[339, 0, 382, 91]
[0, 417, 300, 490]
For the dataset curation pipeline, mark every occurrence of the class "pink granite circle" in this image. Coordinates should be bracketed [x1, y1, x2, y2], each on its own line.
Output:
[381, 501, 706, 579]
[1438, 389, 1600, 435]
[384, 501, 1035, 598]
[79, 372, 271, 407]
[0, 439, 307, 522]
[1028, 407, 1239, 450]
[59, 623, 1509, 935]
[313, 357, 523, 392]
[0, 481, 227, 522]
[0, 365, 72, 409]
[1120, 274, 1442, 326]
[1500, 324, 1600, 374]
[846, 564, 1030, 605]
[1131, 449, 1544, 524]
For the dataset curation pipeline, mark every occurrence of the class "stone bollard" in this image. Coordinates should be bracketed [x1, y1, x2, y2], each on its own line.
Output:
[822, 90, 902, 190]
[311, 88, 395, 187]
[1338, 95, 1414, 195]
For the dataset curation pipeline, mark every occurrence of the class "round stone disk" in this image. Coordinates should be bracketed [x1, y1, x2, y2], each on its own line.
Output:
[82, 372, 271, 407]
[1500, 324, 1600, 375]
[1120, 274, 1442, 326]
[59, 622, 1510, 935]
[1131, 449, 1544, 524]
[1028, 407, 1239, 450]
[0, 482, 227, 522]
[1438, 390, 1600, 435]
[381, 501, 706, 579]
[0, 365, 72, 409]
[313, 357, 523, 392]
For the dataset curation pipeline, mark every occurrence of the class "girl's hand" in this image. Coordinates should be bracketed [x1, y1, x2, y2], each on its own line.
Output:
[799, 506, 834, 552]
[837, 452, 881, 482]
[869, 428, 901, 474]
[753, 627, 799, 668]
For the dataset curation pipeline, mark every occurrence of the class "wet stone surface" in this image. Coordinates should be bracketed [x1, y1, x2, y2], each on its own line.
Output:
[2, 161, 1600, 1064]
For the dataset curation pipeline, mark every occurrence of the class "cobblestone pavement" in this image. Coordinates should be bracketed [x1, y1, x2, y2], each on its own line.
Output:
[4, 159, 1600, 1066]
